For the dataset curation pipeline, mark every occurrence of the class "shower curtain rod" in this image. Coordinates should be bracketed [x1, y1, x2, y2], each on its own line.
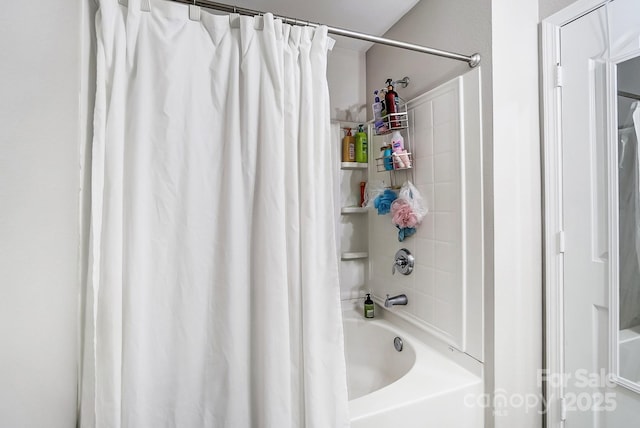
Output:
[169, 0, 481, 67]
[619, 90, 640, 101]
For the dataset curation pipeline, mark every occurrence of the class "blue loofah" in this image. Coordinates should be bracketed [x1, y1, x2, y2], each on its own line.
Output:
[374, 189, 397, 215]
[397, 226, 417, 242]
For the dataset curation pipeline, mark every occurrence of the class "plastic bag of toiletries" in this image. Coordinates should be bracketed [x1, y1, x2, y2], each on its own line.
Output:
[397, 181, 427, 222]
[390, 181, 428, 241]
[363, 180, 386, 209]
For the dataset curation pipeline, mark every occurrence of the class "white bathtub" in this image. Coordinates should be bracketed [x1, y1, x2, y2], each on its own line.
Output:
[619, 326, 640, 383]
[343, 308, 483, 428]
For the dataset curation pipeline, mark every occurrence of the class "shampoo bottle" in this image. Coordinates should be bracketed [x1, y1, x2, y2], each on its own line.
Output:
[355, 124, 368, 163]
[364, 293, 374, 318]
[391, 131, 406, 169]
[342, 128, 356, 162]
[385, 79, 400, 128]
[372, 91, 387, 134]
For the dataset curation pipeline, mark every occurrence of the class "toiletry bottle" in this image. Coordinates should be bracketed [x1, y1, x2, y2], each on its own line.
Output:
[360, 181, 366, 207]
[372, 91, 387, 134]
[400, 150, 411, 168]
[355, 124, 368, 163]
[392, 152, 406, 169]
[391, 131, 405, 169]
[342, 128, 356, 162]
[390, 130, 411, 168]
[391, 131, 404, 152]
[385, 79, 400, 129]
[381, 145, 394, 170]
[364, 293, 374, 318]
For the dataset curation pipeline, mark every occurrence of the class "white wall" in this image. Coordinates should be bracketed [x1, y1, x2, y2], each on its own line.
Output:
[328, 46, 367, 122]
[0, 1, 84, 427]
[540, 0, 580, 19]
[492, 0, 542, 426]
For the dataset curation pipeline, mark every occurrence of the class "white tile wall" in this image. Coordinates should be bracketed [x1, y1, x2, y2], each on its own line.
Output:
[368, 69, 484, 361]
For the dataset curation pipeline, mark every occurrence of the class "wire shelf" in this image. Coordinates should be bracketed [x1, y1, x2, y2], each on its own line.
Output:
[374, 98, 409, 135]
[375, 152, 413, 173]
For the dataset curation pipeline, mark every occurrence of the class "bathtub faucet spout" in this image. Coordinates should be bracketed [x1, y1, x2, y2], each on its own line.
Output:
[385, 294, 408, 308]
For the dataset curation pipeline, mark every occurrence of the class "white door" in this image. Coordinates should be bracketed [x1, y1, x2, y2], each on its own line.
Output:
[558, 2, 640, 427]
[561, 6, 612, 427]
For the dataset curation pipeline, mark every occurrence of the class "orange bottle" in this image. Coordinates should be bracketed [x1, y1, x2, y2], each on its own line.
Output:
[342, 128, 356, 162]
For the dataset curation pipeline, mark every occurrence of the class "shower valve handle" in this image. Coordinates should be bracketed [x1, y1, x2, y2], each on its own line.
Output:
[392, 257, 408, 274]
[392, 248, 414, 275]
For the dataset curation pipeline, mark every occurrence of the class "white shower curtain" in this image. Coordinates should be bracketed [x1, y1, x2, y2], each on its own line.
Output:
[80, 1, 349, 427]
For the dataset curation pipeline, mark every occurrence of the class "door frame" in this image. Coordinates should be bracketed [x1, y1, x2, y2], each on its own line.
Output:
[541, 1, 612, 427]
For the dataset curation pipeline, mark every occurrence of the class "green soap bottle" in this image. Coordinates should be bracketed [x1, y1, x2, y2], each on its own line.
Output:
[355, 124, 368, 163]
[364, 293, 374, 318]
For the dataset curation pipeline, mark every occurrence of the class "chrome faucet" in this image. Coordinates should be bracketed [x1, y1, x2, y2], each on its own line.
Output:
[385, 294, 408, 308]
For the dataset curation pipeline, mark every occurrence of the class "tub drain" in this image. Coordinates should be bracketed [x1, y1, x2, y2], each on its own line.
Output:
[394, 336, 403, 352]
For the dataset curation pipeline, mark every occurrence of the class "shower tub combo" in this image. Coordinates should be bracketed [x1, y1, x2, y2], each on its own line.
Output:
[342, 307, 483, 427]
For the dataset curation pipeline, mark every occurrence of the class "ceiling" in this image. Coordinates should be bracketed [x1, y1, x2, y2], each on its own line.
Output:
[226, 0, 421, 51]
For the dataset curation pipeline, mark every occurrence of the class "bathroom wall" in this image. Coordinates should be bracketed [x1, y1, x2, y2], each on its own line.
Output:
[365, 0, 492, 366]
[0, 1, 87, 427]
[492, 1, 542, 426]
[368, 69, 484, 361]
[327, 46, 367, 122]
[365, 0, 492, 357]
[539, 0, 580, 20]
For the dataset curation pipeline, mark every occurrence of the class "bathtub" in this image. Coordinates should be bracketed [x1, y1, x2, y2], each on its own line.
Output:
[619, 326, 640, 383]
[342, 307, 483, 428]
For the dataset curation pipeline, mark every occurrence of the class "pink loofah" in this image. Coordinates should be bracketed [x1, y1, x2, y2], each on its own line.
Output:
[391, 199, 419, 228]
